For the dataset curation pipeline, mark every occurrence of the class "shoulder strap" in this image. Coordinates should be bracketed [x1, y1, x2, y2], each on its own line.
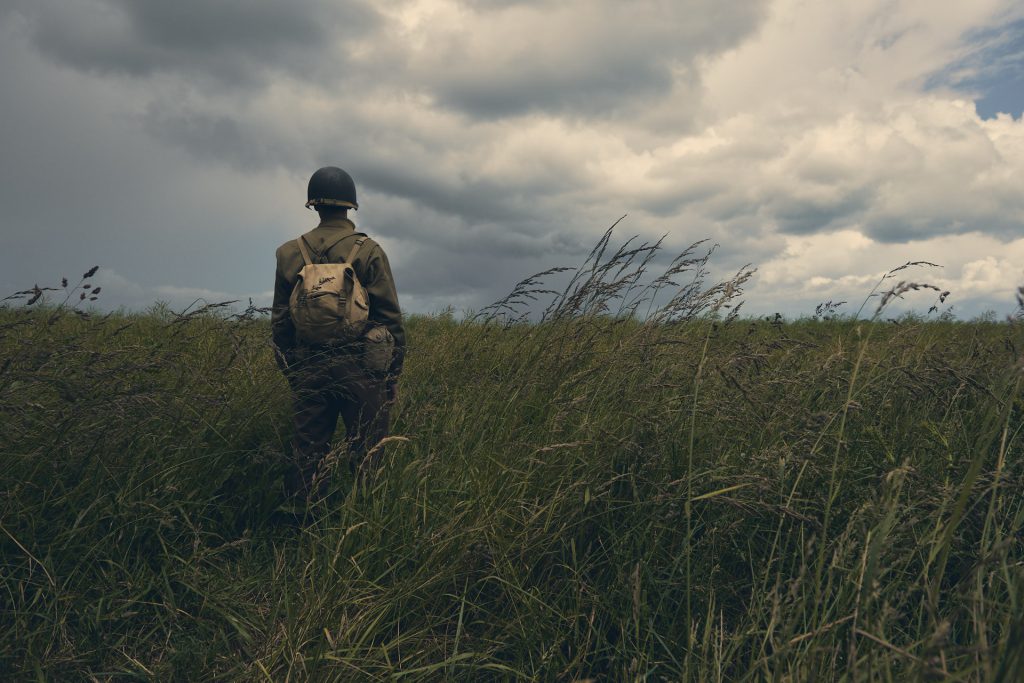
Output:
[296, 236, 314, 266]
[317, 232, 351, 263]
[345, 236, 368, 265]
[296, 231, 370, 266]
[301, 231, 368, 264]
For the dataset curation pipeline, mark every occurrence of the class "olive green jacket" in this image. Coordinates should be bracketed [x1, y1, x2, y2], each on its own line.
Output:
[272, 217, 405, 374]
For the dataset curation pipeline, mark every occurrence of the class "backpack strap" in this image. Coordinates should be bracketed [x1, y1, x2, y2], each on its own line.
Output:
[296, 232, 370, 265]
[345, 236, 368, 264]
[317, 233, 352, 263]
[296, 236, 314, 266]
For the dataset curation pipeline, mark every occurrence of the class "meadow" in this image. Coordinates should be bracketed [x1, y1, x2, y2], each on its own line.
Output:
[2, 232, 1022, 680]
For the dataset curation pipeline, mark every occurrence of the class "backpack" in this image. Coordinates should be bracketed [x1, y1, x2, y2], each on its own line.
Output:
[288, 233, 371, 345]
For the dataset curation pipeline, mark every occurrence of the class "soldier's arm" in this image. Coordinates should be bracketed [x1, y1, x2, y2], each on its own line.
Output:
[271, 246, 297, 360]
[363, 245, 406, 376]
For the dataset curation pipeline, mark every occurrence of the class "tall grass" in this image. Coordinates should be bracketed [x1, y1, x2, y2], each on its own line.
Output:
[1, 239, 1022, 680]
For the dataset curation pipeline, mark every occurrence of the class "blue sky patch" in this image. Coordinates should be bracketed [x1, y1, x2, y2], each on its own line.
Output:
[927, 18, 1024, 119]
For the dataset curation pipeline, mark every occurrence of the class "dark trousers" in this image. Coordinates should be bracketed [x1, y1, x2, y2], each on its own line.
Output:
[284, 349, 391, 498]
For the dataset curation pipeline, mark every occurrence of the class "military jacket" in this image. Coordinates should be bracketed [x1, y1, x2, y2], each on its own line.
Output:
[272, 217, 405, 374]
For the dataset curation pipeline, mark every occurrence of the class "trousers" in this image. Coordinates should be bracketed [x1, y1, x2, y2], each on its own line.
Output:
[284, 348, 391, 498]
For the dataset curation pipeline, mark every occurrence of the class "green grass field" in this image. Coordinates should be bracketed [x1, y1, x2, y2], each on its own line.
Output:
[2, 241, 1023, 680]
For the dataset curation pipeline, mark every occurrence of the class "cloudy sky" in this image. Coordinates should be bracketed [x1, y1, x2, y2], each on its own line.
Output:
[2, 0, 1022, 318]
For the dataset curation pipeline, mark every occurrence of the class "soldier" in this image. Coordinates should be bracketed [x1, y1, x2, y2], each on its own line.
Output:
[272, 166, 405, 500]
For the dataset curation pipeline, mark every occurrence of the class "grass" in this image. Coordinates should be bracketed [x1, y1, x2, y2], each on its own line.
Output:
[1, 237, 1023, 681]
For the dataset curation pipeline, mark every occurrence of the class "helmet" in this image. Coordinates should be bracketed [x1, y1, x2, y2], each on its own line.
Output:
[305, 166, 358, 210]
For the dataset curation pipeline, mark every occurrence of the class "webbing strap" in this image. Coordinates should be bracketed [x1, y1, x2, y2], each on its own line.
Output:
[345, 236, 367, 264]
[316, 233, 350, 263]
[296, 236, 314, 266]
[296, 232, 369, 265]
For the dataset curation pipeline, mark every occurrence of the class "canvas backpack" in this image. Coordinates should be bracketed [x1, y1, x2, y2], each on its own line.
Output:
[288, 233, 371, 345]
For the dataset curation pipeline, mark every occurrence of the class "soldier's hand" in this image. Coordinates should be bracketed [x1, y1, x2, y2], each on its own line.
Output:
[386, 379, 398, 404]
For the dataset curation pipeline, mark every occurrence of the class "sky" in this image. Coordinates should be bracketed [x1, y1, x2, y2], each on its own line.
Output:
[1, 0, 1022, 319]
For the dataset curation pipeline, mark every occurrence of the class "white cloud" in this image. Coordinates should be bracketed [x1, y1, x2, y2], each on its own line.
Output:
[752, 230, 1024, 316]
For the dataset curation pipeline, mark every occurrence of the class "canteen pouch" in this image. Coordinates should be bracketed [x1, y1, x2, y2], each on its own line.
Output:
[362, 325, 395, 374]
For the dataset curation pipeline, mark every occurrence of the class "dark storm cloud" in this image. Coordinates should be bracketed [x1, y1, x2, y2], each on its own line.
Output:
[0, 24, 308, 309]
[356, 162, 569, 230]
[767, 190, 875, 235]
[2, 0, 768, 255]
[138, 103, 581, 232]
[434, 56, 676, 120]
[410, 0, 768, 122]
[362, 197, 620, 314]
[141, 107, 302, 172]
[865, 210, 1024, 244]
[9, 0, 379, 87]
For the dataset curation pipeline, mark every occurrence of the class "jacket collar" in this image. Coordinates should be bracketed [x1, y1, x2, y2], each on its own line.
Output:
[302, 217, 357, 254]
[314, 216, 357, 232]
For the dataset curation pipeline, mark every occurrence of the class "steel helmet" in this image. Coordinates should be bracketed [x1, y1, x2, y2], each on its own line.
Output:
[305, 166, 358, 210]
